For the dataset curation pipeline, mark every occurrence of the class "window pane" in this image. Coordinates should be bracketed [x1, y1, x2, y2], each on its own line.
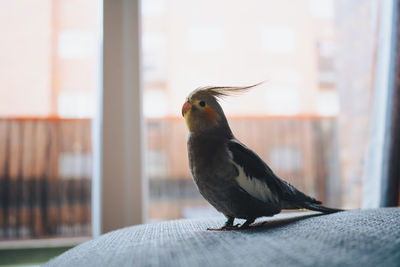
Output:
[142, 0, 379, 221]
[0, 0, 100, 240]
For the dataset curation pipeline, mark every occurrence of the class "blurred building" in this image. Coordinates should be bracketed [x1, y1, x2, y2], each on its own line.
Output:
[0, 0, 377, 229]
[0, 0, 97, 239]
[142, 0, 339, 118]
[0, 0, 98, 118]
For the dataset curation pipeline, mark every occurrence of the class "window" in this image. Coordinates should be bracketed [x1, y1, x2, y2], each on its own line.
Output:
[0, 0, 100, 246]
[1, 0, 395, 253]
[142, 0, 382, 221]
[186, 26, 225, 52]
[269, 147, 302, 172]
[264, 87, 301, 115]
[261, 27, 297, 54]
[58, 30, 96, 59]
[142, 32, 168, 82]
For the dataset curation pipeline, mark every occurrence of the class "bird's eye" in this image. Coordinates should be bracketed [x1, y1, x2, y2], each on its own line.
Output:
[199, 101, 206, 107]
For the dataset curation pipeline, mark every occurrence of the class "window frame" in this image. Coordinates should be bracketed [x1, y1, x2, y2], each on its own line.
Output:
[96, 0, 147, 235]
[362, 0, 399, 208]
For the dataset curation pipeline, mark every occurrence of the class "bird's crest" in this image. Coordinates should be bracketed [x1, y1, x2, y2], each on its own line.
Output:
[190, 82, 264, 100]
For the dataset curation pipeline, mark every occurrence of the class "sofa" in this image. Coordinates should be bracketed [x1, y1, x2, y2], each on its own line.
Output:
[44, 208, 400, 267]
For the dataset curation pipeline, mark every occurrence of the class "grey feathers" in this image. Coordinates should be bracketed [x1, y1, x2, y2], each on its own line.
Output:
[184, 84, 342, 225]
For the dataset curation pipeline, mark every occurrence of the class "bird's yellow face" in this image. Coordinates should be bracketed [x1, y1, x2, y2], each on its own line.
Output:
[182, 97, 220, 133]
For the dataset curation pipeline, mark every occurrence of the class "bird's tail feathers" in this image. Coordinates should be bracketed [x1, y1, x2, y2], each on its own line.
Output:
[302, 202, 343, 214]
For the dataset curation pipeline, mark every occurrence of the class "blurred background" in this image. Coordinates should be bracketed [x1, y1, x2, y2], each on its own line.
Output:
[0, 0, 383, 247]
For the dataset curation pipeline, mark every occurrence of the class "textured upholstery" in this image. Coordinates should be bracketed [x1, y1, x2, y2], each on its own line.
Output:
[45, 208, 400, 267]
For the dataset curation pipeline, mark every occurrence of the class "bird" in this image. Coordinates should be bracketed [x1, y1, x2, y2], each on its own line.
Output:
[181, 83, 342, 231]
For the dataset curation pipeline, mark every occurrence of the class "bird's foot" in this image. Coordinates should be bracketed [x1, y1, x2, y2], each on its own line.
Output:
[207, 224, 240, 231]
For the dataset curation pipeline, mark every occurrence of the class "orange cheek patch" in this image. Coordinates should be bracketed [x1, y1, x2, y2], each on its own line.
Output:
[203, 106, 219, 124]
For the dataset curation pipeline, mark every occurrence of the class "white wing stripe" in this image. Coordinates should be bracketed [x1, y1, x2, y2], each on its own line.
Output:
[231, 161, 277, 203]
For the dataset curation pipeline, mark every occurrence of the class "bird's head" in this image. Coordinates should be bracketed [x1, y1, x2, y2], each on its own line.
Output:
[182, 83, 262, 136]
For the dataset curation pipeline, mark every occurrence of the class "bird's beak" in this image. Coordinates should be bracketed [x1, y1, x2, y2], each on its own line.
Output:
[182, 101, 192, 117]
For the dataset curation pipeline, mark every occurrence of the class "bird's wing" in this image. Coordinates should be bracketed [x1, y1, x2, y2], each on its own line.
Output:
[227, 139, 320, 205]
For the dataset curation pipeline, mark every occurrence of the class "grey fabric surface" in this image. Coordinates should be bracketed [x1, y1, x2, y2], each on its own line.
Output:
[45, 208, 400, 267]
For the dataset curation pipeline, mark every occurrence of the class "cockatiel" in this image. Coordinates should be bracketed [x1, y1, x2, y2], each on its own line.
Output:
[182, 83, 342, 231]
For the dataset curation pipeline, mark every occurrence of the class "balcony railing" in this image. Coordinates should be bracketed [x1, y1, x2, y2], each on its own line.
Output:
[0, 118, 92, 239]
[0, 116, 339, 238]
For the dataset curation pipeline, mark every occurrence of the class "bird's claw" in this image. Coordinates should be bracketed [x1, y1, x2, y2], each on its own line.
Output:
[207, 224, 240, 231]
